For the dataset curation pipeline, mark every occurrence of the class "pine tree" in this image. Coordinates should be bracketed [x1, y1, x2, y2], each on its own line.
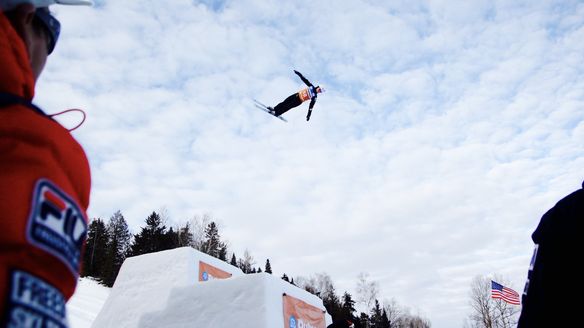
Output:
[230, 253, 237, 266]
[379, 309, 390, 328]
[370, 300, 383, 328]
[282, 273, 290, 282]
[218, 244, 227, 261]
[237, 258, 245, 273]
[82, 218, 107, 278]
[257, 267, 262, 273]
[265, 259, 272, 274]
[130, 211, 167, 256]
[341, 292, 357, 322]
[101, 211, 131, 287]
[324, 291, 343, 321]
[359, 312, 370, 328]
[162, 227, 179, 250]
[201, 222, 222, 258]
[177, 221, 193, 247]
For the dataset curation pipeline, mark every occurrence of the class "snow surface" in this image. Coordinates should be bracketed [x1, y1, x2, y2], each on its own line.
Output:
[89, 247, 331, 328]
[137, 273, 332, 328]
[67, 278, 110, 328]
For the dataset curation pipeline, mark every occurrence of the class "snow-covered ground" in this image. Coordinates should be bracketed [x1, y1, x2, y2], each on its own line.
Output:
[68, 278, 110, 328]
[67, 248, 331, 328]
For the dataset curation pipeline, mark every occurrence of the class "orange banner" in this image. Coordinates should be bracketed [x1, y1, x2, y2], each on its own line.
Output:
[198, 261, 232, 282]
[283, 293, 326, 328]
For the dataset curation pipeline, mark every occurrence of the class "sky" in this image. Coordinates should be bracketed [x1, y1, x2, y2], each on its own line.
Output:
[35, 0, 584, 327]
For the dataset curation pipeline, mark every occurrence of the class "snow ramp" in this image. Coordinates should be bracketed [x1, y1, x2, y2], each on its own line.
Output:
[91, 247, 332, 328]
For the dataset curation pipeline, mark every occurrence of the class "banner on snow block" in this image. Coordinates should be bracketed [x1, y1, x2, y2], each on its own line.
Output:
[198, 261, 232, 282]
[282, 293, 326, 328]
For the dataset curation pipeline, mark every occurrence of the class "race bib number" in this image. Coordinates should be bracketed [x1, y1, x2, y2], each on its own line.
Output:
[2, 270, 68, 328]
[298, 88, 311, 102]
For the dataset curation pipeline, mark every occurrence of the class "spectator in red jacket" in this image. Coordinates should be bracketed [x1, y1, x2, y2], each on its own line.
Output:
[1, 1, 92, 327]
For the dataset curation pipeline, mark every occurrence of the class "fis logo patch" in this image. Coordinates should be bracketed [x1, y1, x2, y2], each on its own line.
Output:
[26, 179, 87, 277]
[3, 270, 68, 328]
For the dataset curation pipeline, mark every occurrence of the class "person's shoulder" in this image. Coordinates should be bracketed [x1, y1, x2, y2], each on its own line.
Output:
[554, 181, 584, 210]
[532, 181, 583, 243]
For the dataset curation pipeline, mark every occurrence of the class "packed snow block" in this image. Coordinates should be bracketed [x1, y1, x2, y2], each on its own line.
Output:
[91, 247, 243, 328]
[138, 272, 332, 328]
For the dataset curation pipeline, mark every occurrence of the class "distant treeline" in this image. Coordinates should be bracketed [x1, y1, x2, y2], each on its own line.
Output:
[82, 210, 430, 328]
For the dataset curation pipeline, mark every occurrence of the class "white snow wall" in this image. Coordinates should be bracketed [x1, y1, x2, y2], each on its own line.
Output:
[137, 273, 332, 328]
[91, 247, 243, 328]
[91, 247, 332, 328]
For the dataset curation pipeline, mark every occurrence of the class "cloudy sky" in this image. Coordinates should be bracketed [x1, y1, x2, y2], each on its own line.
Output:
[36, 0, 584, 326]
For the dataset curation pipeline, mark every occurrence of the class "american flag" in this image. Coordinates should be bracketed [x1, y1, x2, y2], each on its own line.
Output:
[491, 280, 521, 305]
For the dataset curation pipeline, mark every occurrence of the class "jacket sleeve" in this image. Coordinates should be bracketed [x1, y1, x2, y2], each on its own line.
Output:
[294, 70, 314, 87]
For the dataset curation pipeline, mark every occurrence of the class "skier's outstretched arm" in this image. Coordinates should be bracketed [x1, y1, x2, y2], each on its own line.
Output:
[306, 97, 317, 121]
[308, 97, 317, 110]
[294, 70, 314, 87]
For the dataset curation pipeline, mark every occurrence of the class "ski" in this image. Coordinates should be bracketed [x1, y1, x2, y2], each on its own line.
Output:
[253, 99, 287, 122]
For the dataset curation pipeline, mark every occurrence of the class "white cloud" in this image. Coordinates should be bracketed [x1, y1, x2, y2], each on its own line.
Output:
[32, 0, 584, 327]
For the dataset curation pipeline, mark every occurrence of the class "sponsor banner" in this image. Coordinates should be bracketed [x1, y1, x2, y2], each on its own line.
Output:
[26, 179, 87, 277]
[2, 270, 68, 328]
[283, 293, 326, 328]
[198, 261, 232, 282]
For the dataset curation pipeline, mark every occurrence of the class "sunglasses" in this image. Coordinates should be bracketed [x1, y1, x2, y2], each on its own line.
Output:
[34, 7, 61, 54]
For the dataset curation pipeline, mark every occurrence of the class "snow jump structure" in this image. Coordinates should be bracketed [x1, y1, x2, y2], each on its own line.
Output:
[91, 247, 332, 328]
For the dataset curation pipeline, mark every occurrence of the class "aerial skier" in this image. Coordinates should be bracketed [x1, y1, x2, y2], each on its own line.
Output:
[254, 70, 324, 122]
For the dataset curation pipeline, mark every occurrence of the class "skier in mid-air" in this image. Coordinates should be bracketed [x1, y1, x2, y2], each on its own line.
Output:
[255, 70, 324, 121]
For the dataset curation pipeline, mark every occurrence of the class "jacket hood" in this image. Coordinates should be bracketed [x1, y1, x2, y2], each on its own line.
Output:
[0, 12, 35, 100]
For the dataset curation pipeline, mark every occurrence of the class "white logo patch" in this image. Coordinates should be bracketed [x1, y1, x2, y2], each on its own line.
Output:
[529, 244, 539, 270]
[523, 244, 540, 296]
[26, 179, 87, 277]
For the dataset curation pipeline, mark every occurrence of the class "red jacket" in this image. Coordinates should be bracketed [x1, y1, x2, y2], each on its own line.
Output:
[0, 12, 91, 327]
